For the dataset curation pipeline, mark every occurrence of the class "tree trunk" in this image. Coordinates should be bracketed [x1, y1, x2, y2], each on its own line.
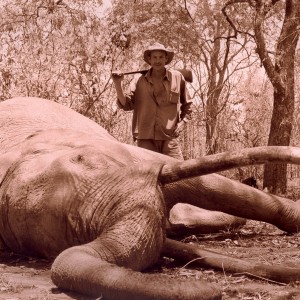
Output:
[205, 23, 229, 155]
[263, 88, 294, 193]
[262, 0, 300, 194]
[223, 0, 300, 194]
[205, 37, 221, 155]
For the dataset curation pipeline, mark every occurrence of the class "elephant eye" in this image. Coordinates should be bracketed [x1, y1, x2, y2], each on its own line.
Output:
[71, 154, 84, 163]
[70, 154, 95, 169]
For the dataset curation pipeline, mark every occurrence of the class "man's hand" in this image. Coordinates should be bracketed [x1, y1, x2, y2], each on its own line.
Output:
[111, 72, 124, 84]
[173, 121, 185, 137]
[111, 72, 126, 105]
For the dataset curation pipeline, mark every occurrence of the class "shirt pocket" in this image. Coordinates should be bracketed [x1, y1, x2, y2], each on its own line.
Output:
[169, 71, 181, 104]
[169, 91, 180, 104]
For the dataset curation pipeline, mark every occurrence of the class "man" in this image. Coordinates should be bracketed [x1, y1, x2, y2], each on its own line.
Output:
[112, 42, 193, 160]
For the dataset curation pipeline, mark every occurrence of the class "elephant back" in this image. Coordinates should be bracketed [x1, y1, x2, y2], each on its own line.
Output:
[0, 97, 115, 154]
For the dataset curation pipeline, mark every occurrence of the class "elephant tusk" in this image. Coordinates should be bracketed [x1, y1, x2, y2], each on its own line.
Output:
[159, 146, 300, 184]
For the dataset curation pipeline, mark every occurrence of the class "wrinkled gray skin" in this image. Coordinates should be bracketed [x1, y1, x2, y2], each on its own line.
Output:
[1, 97, 300, 300]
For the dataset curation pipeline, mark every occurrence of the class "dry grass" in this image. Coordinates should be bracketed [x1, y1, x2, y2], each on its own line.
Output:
[155, 220, 300, 300]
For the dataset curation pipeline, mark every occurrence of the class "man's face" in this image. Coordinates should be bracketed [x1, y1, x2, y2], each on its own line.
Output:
[148, 50, 167, 70]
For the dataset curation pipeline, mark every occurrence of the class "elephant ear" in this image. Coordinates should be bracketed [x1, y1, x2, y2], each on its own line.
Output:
[159, 146, 300, 184]
[50, 162, 222, 299]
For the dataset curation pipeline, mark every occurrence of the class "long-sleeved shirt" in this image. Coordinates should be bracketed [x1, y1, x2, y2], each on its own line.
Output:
[117, 68, 193, 140]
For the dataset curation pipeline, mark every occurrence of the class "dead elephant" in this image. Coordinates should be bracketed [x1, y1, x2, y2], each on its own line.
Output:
[1, 97, 300, 300]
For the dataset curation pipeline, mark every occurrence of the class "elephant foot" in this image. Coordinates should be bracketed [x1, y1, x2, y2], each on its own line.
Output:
[167, 203, 246, 236]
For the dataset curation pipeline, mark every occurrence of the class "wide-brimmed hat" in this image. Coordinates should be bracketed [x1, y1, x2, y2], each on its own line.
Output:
[143, 42, 174, 65]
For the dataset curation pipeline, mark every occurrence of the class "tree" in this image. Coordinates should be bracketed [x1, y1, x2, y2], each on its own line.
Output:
[222, 0, 300, 194]
[185, 0, 255, 154]
[0, 0, 129, 134]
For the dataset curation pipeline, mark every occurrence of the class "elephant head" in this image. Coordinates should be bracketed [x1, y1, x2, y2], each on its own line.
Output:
[1, 97, 300, 299]
[0, 126, 222, 299]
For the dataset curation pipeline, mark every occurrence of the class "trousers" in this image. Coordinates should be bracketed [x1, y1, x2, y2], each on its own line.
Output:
[137, 138, 183, 160]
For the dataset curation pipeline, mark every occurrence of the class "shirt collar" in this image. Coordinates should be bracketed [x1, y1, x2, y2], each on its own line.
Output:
[145, 68, 172, 83]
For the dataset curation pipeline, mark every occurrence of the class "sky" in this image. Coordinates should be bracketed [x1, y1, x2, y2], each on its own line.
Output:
[99, 0, 112, 16]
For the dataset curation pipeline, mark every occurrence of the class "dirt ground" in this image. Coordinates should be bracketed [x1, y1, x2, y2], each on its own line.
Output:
[1, 220, 300, 300]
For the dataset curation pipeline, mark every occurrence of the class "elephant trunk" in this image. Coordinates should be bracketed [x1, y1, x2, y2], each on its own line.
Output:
[51, 246, 222, 300]
[163, 238, 300, 284]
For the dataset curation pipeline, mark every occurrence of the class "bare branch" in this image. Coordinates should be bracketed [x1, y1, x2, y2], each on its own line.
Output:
[253, 0, 285, 94]
[183, 0, 194, 21]
[222, 0, 255, 40]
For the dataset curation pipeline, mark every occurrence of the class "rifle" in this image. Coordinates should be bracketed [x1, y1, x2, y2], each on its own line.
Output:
[112, 68, 193, 83]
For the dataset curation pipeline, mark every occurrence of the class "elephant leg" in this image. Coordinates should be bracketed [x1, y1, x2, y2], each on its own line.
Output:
[160, 146, 300, 233]
[167, 174, 258, 235]
[163, 175, 300, 233]
[167, 203, 246, 236]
